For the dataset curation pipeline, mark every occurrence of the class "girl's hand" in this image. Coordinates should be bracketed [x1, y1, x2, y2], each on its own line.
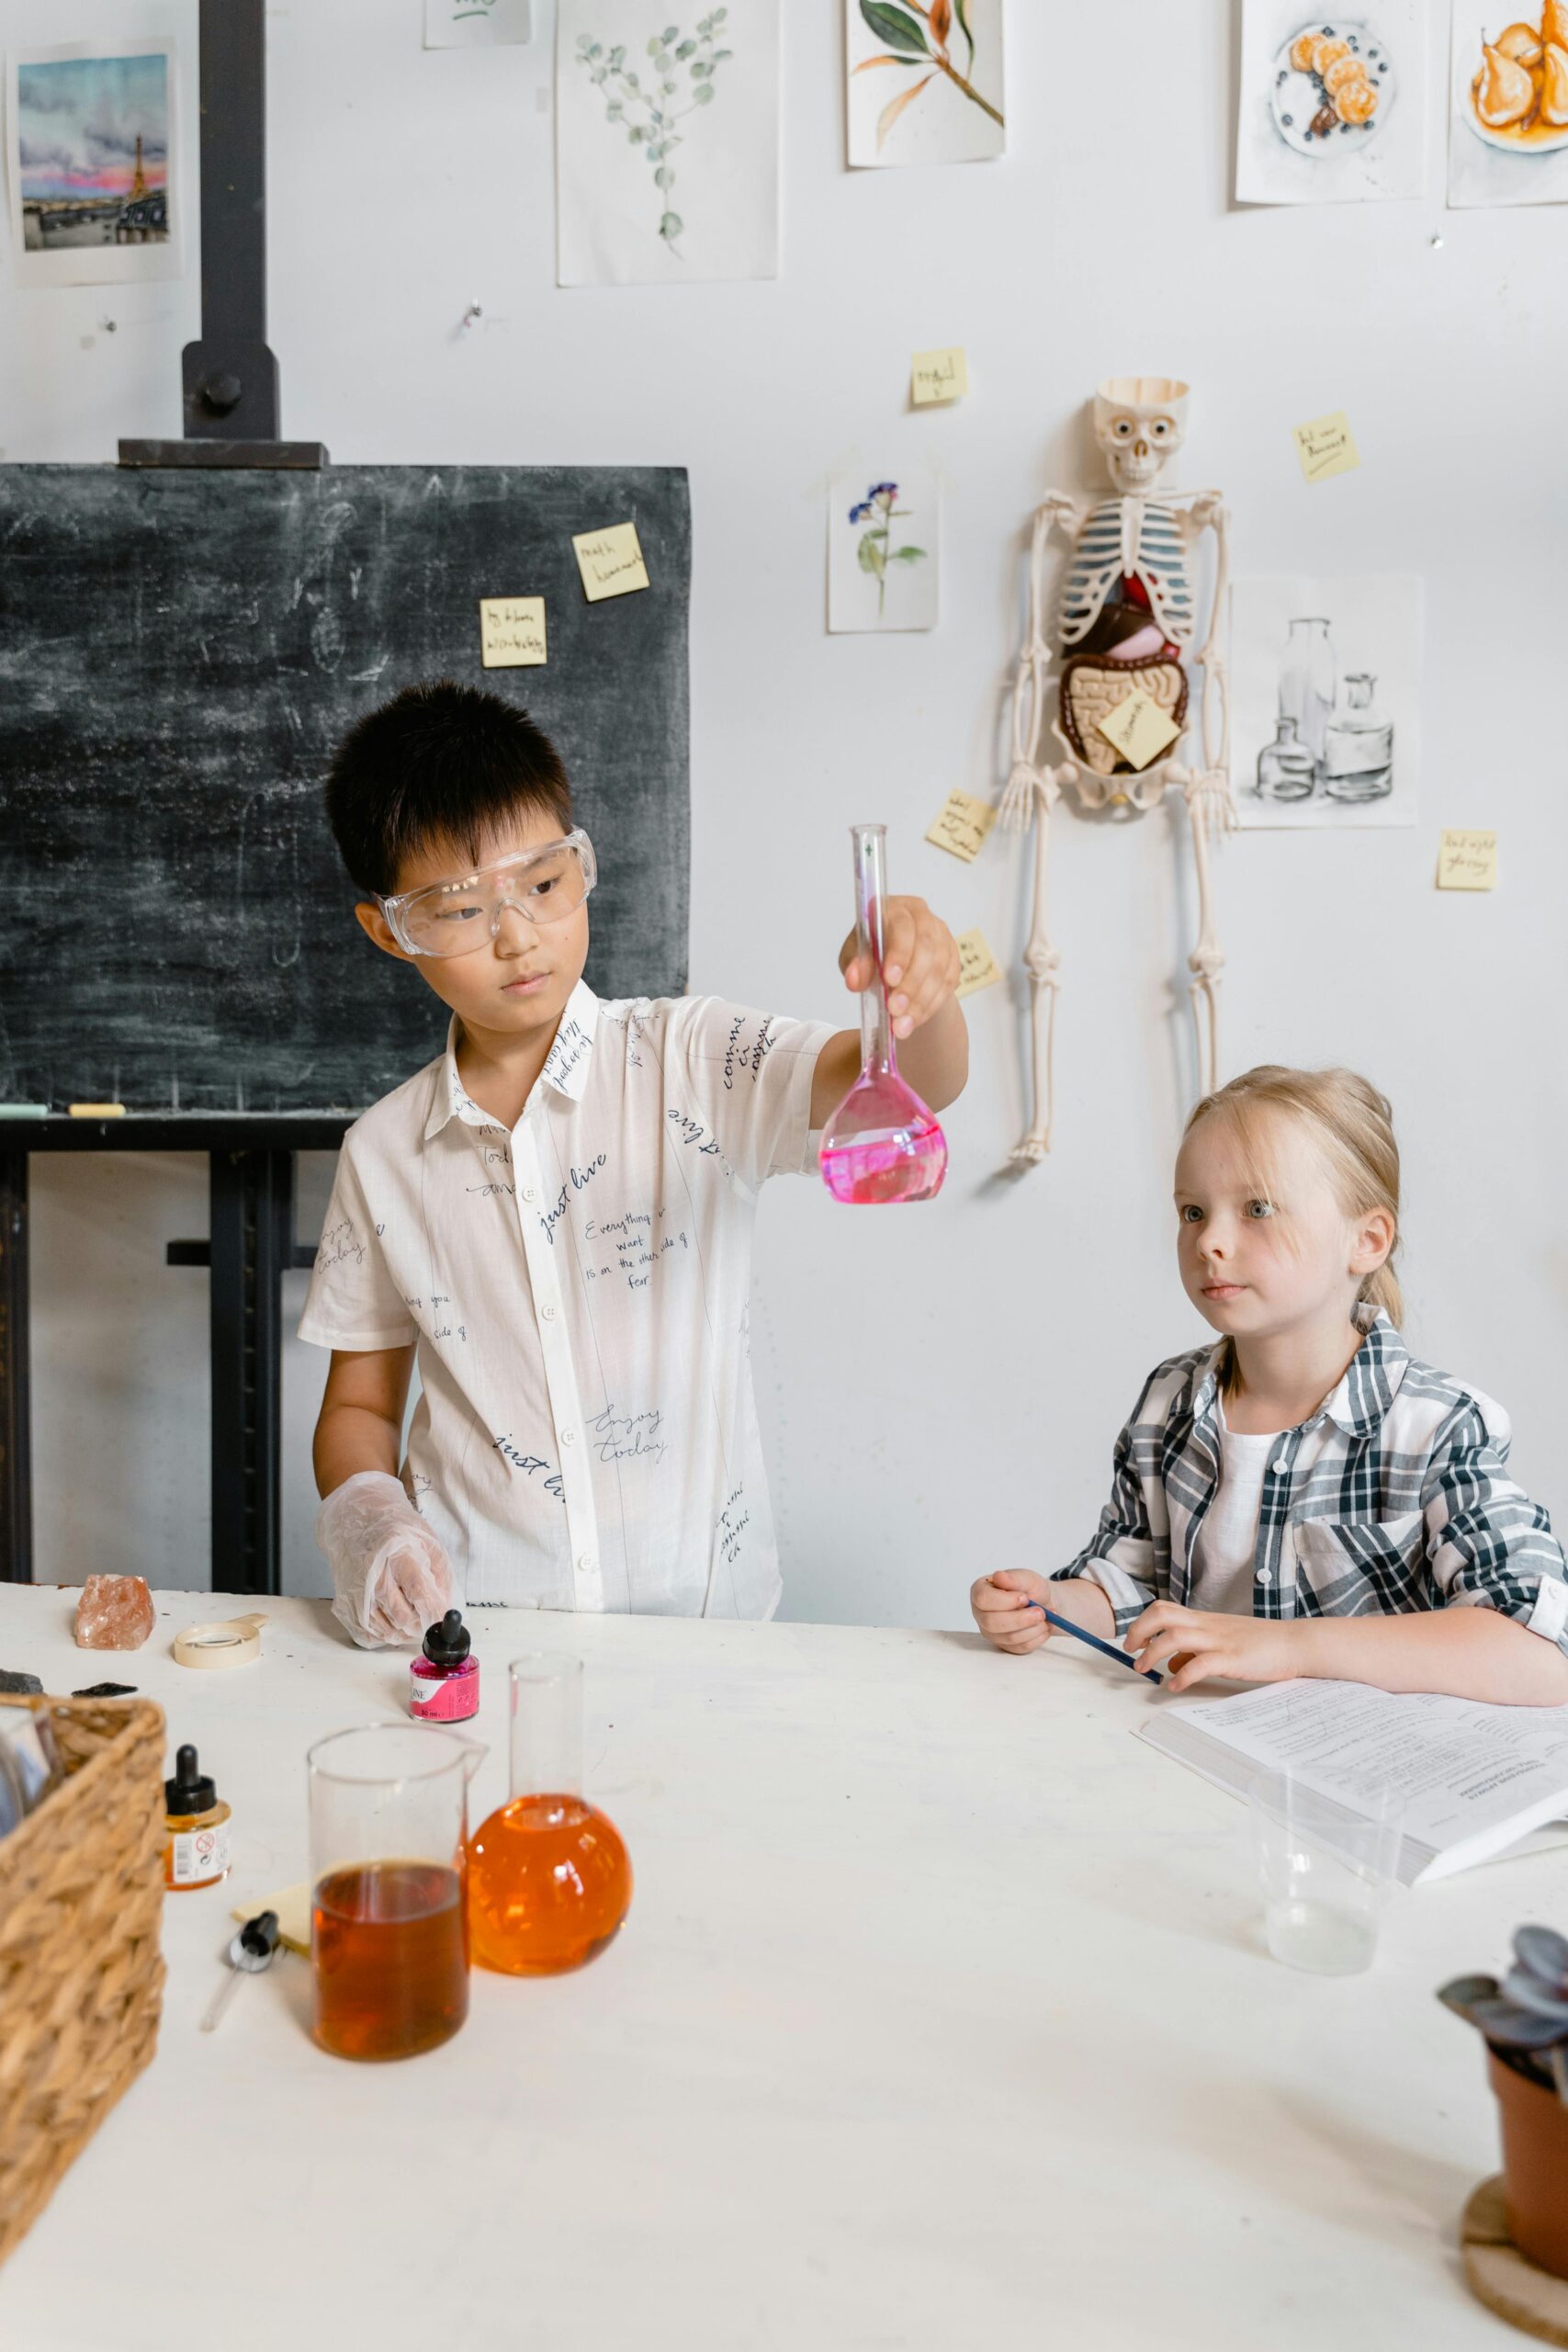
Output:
[971, 1568, 1052, 1654]
[840, 897, 962, 1043]
[1126, 1601, 1303, 1693]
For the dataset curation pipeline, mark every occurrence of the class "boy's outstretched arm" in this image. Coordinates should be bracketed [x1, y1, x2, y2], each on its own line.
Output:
[811, 895, 969, 1129]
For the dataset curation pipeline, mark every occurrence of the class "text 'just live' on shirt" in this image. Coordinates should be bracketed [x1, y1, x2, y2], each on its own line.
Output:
[299, 982, 836, 1619]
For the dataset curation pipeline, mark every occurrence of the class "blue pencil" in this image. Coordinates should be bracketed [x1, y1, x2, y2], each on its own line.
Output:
[1025, 1600, 1162, 1684]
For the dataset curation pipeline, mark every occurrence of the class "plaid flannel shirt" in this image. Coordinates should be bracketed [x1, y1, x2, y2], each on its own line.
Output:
[1054, 1310, 1568, 1659]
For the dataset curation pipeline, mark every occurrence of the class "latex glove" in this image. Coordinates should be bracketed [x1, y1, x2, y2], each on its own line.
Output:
[316, 1471, 457, 1650]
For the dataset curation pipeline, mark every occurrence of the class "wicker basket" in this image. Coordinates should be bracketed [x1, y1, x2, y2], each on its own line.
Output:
[0, 1693, 167, 2264]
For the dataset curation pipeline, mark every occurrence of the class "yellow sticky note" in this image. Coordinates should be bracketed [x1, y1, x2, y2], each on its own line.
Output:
[911, 347, 969, 407]
[1437, 830, 1497, 892]
[925, 788, 996, 865]
[479, 596, 547, 668]
[572, 521, 650, 604]
[1292, 411, 1360, 485]
[955, 929, 1002, 1000]
[1097, 688, 1181, 773]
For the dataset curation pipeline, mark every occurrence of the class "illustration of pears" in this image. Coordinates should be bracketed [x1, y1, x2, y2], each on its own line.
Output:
[1495, 18, 1544, 62]
[1545, 0, 1568, 53]
[1542, 38, 1568, 124]
[1475, 38, 1536, 125]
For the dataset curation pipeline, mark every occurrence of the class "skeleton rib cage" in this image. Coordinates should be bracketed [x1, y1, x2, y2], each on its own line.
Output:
[1061, 499, 1197, 650]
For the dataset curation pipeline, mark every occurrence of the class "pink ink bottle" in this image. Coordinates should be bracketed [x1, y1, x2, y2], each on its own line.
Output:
[410, 1611, 479, 1723]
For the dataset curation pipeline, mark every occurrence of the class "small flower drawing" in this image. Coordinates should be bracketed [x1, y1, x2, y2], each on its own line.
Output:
[853, 0, 1004, 153]
[850, 481, 927, 618]
[575, 10, 734, 256]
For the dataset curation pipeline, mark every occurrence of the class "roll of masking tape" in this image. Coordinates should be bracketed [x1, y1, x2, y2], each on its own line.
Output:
[173, 1613, 268, 1670]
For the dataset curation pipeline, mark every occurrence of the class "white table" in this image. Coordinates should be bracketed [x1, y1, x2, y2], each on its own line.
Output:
[1, 1586, 1556, 2351]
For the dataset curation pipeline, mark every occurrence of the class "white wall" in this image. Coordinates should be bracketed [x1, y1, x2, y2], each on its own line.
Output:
[6, 0, 1567, 1625]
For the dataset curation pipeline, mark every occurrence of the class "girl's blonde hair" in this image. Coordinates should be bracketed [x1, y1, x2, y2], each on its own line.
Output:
[1182, 1065, 1403, 1327]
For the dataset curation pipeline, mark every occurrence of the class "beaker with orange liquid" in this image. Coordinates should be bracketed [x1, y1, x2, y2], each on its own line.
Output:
[468, 1656, 632, 1975]
[308, 1723, 484, 2061]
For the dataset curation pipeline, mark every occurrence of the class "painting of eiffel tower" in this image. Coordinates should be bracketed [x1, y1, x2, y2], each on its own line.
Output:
[11, 42, 175, 278]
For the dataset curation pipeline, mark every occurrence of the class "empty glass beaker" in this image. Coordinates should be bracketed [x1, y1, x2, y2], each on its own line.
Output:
[818, 823, 948, 1206]
[1250, 1771, 1404, 1977]
[468, 1656, 633, 1976]
[308, 1723, 483, 2061]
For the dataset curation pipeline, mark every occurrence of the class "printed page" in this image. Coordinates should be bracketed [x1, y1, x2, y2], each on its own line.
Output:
[1140, 1679, 1568, 1884]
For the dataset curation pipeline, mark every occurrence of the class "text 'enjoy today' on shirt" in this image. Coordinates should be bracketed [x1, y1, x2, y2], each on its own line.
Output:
[299, 982, 836, 1619]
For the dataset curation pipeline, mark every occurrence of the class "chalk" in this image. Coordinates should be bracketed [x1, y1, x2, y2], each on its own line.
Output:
[0, 1104, 51, 1118]
[68, 1102, 126, 1118]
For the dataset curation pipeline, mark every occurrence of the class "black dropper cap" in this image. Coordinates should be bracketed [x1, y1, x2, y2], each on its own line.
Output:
[238, 1910, 280, 1962]
[423, 1609, 471, 1668]
[164, 1743, 217, 1815]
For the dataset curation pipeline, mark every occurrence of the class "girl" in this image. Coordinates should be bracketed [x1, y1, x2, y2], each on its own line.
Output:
[972, 1067, 1568, 1706]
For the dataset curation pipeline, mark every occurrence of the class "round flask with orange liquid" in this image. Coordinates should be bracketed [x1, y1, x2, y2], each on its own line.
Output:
[468, 1655, 632, 1975]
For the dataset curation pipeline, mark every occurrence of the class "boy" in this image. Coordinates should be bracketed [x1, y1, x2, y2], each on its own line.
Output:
[302, 682, 969, 1644]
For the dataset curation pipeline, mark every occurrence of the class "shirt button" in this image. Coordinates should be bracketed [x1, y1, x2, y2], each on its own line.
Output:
[522, 1187, 538, 1204]
[541, 1304, 557, 1322]
[561, 1430, 577, 1447]
[1257, 1566, 1272, 1585]
[1271, 1456, 1290, 1476]
[576, 1554, 597, 1576]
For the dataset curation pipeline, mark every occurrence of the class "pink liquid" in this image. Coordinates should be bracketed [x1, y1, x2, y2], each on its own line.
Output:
[818, 1113, 947, 1205]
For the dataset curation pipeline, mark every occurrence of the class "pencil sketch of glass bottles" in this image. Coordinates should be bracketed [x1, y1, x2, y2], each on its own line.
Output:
[1256, 617, 1393, 803]
[1322, 673, 1393, 801]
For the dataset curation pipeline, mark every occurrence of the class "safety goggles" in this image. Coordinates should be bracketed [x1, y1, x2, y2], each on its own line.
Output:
[377, 830, 597, 959]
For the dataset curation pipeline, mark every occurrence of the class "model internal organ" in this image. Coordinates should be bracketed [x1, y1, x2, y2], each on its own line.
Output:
[1470, 4, 1568, 136]
[1000, 377, 1233, 1162]
[1287, 25, 1384, 131]
[1058, 506, 1191, 776]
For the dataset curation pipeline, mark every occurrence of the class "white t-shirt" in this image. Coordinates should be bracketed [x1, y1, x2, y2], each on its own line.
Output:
[1190, 1401, 1286, 1616]
[299, 980, 835, 1620]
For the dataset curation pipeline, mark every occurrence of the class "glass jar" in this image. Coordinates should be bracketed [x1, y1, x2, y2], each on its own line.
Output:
[1279, 617, 1336, 766]
[1322, 673, 1393, 801]
[1255, 715, 1316, 801]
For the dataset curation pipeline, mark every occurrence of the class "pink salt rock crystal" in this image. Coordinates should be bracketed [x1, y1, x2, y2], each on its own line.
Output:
[73, 1574, 155, 1650]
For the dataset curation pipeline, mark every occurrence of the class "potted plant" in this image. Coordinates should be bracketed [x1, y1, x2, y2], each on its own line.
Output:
[1440, 1925, 1568, 2280]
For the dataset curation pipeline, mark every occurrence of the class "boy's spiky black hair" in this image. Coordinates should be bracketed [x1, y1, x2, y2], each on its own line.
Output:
[325, 680, 573, 899]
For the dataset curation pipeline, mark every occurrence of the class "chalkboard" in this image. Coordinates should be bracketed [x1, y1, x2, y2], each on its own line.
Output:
[0, 463, 691, 1114]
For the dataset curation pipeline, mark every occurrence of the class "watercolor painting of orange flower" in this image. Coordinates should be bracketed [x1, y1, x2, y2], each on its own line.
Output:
[847, 0, 1006, 166]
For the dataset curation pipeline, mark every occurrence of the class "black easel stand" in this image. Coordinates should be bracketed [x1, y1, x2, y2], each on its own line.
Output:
[0, 1119, 349, 1594]
[0, 0, 337, 1594]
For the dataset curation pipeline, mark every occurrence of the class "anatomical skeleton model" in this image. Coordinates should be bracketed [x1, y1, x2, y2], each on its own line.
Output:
[1000, 377, 1234, 1161]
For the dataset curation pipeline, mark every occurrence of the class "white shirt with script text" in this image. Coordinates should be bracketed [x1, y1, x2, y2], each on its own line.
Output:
[299, 983, 835, 1617]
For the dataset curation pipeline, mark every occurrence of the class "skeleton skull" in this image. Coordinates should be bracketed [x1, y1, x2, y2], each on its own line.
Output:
[1092, 376, 1189, 494]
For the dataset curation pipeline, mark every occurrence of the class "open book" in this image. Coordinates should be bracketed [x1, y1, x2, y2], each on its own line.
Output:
[1138, 1678, 1568, 1886]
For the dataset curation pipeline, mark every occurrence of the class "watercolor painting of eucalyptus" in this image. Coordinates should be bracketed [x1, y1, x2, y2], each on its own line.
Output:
[848, 0, 1006, 166]
[574, 9, 734, 254]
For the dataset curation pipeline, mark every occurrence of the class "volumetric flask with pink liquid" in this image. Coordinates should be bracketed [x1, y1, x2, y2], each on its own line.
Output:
[818, 823, 948, 1206]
